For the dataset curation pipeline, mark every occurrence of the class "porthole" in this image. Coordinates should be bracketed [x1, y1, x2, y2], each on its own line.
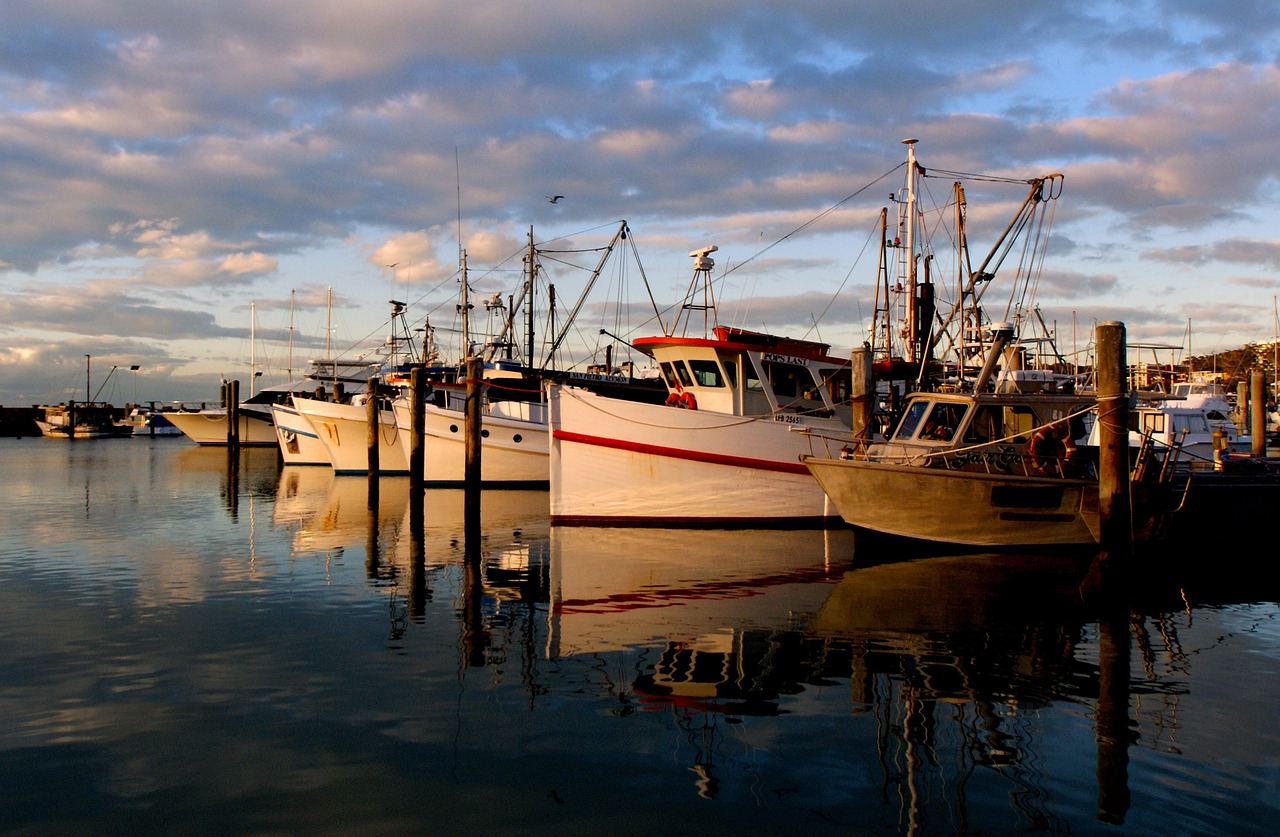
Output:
[513, 434, 523, 443]
[449, 424, 459, 433]
[481, 429, 490, 438]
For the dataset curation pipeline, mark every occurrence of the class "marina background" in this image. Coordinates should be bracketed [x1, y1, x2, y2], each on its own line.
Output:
[2, 435, 1278, 835]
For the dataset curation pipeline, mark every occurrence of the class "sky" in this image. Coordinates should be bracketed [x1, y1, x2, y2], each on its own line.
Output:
[4, 1, 1280, 406]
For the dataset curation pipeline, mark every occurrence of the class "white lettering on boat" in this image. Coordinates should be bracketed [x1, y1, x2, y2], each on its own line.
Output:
[763, 352, 809, 366]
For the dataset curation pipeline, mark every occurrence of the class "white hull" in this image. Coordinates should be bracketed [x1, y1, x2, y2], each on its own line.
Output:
[548, 385, 844, 525]
[271, 402, 330, 466]
[163, 410, 278, 446]
[804, 455, 1100, 547]
[294, 398, 408, 475]
[392, 398, 549, 486]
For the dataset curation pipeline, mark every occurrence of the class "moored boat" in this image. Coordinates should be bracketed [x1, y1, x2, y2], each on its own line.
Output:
[802, 324, 1105, 548]
[35, 401, 132, 439]
[548, 246, 856, 527]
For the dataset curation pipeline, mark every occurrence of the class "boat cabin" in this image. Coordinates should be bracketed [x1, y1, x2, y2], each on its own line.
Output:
[635, 326, 853, 424]
[869, 391, 1094, 475]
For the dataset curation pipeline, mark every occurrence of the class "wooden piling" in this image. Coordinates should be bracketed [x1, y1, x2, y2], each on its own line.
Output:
[226, 379, 240, 450]
[850, 343, 874, 449]
[366, 376, 380, 480]
[1251, 369, 1266, 457]
[1095, 321, 1130, 556]
[409, 367, 425, 490]
[464, 356, 484, 540]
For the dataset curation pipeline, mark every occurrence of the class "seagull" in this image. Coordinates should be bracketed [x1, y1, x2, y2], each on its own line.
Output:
[546, 195, 564, 204]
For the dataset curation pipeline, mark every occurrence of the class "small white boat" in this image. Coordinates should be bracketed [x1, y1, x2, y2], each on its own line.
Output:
[165, 402, 280, 446]
[392, 386, 550, 487]
[121, 406, 184, 437]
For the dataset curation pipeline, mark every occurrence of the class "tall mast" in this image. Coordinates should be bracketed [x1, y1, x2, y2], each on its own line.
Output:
[325, 286, 332, 358]
[460, 249, 471, 360]
[526, 226, 536, 368]
[287, 290, 295, 381]
[85, 354, 91, 402]
[903, 138, 919, 363]
[249, 301, 256, 398]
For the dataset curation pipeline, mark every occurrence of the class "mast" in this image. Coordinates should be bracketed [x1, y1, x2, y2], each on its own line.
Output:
[287, 290, 295, 381]
[527, 226, 536, 368]
[249, 301, 256, 398]
[903, 138, 919, 363]
[459, 249, 471, 360]
[85, 354, 91, 402]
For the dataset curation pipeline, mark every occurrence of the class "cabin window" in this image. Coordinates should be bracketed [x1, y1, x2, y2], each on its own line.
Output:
[1135, 412, 1165, 436]
[824, 369, 851, 404]
[716, 353, 738, 388]
[893, 401, 930, 440]
[964, 406, 1001, 444]
[765, 361, 800, 398]
[744, 363, 764, 392]
[660, 361, 694, 389]
[963, 404, 1037, 444]
[687, 359, 725, 388]
[920, 403, 963, 441]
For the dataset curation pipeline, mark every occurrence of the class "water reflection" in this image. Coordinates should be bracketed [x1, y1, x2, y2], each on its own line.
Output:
[8, 436, 1273, 835]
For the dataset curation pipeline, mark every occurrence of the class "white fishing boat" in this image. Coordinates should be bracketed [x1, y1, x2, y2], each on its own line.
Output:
[271, 400, 329, 465]
[165, 397, 282, 446]
[295, 392, 409, 475]
[271, 359, 385, 466]
[547, 240, 860, 526]
[392, 389, 550, 487]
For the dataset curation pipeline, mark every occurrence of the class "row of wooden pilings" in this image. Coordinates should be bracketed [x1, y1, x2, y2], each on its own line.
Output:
[221, 357, 490, 549]
[363, 357, 488, 548]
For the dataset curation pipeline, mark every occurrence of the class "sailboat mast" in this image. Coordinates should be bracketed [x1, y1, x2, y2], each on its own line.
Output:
[287, 290, 295, 381]
[903, 138, 918, 364]
[86, 354, 91, 402]
[249, 301, 256, 399]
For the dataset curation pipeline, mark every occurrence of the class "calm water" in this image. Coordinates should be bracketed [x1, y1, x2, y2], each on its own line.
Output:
[1, 437, 1278, 836]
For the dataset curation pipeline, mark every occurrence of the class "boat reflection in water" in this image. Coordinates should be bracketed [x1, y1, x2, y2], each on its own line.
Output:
[540, 532, 1147, 828]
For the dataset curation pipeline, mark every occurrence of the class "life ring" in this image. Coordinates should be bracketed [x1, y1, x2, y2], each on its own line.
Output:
[665, 391, 683, 407]
[681, 391, 697, 411]
[1028, 426, 1069, 475]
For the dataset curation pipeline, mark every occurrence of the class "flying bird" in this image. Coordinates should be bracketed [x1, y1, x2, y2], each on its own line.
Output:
[546, 195, 564, 203]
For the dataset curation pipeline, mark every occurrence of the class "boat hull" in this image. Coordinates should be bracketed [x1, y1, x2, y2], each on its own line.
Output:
[165, 409, 277, 446]
[270, 402, 331, 466]
[804, 456, 1101, 547]
[549, 385, 844, 526]
[294, 398, 408, 475]
[392, 399, 549, 487]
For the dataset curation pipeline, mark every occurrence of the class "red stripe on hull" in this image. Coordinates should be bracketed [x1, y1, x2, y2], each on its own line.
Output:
[552, 429, 810, 475]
